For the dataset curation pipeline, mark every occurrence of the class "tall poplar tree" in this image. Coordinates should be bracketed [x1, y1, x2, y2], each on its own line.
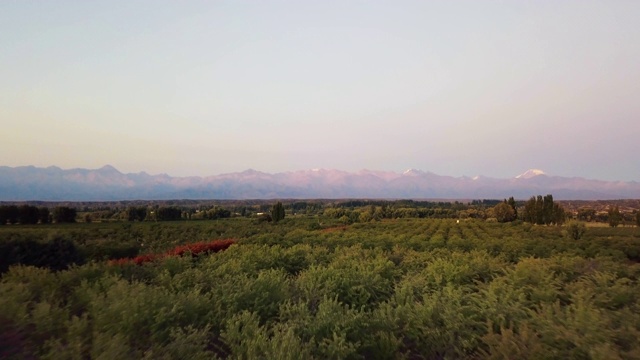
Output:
[507, 196, 518, 219]
[271, 202, 285, 223]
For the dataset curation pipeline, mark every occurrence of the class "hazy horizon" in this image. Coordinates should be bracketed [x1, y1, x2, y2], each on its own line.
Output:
[2, 1, 639, 181]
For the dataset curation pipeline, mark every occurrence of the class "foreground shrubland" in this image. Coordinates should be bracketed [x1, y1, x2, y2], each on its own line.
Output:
[1, 218, 640, 359]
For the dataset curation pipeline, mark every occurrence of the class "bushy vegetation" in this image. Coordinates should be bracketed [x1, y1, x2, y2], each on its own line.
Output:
[1, 215, 640, 358]
[566, 221, 587, 240]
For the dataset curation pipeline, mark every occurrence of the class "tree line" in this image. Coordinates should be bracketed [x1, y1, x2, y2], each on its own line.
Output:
[0, 205, 76, 225]
[125, 206, 232, 222]
[3, 198, 639, 227]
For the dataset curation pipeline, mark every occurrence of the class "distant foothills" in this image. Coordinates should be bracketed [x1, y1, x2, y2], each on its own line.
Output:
[0, 165, 639, 201]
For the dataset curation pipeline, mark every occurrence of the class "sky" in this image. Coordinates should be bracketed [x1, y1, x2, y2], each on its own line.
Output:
[1, 1, 639, 181]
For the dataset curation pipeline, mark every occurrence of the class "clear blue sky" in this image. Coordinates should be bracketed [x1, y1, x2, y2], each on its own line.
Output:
[1, 1, 638, 180]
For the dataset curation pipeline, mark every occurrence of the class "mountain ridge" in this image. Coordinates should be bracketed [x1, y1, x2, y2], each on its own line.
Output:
[0, 165, 638, 201]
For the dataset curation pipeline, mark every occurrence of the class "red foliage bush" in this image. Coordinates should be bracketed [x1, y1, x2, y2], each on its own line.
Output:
[132, 254, 159, 265]
[109, 239, 236, 266]
[166, 239, 236, 257]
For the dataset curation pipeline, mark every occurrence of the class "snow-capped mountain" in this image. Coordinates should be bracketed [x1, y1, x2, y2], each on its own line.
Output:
[515, 169, 547, 179]
[402, 168, 426, 176]
[0, 165, 638, 201]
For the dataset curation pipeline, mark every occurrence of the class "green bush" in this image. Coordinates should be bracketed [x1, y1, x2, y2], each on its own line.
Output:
[566, 221, 587, 240]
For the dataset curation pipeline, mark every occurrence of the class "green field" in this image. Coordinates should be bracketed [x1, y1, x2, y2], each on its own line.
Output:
[2, 217, 640, 359]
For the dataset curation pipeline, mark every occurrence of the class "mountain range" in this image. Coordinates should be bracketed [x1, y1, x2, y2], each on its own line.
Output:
[0, 165, 638, 201]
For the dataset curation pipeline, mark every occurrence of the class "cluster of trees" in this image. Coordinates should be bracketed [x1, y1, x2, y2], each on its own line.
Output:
[154, 206, 183, 221]
[487, 195, 565, 225]
[124, 205, 248, 222]
[193, 206, 232, 220]
[337, 199, 469, 210]
[0, 205, 78, 224]
[124, 206, 232, 222]
[52, 206, 77, 223]
[577, 208, 597, 222]
[323, 204, 463, 224]
[522, 195, 566, 225]
[490, 195, 580, 226]
[493, 197, 517, 223]
[0, 205, 48, 224]
[126, 206, 148, 221]
[577, 206, 634, 227]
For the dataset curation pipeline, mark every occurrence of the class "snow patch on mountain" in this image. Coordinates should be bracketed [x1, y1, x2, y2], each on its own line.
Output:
[403, 168, 425, 176]
[516, 169, 547, 179]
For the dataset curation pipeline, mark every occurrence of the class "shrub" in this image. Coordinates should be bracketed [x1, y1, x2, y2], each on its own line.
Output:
[566, 221, 587, 240]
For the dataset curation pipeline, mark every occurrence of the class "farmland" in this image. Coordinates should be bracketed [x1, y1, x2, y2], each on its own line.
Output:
[2, 211, 640, 358]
